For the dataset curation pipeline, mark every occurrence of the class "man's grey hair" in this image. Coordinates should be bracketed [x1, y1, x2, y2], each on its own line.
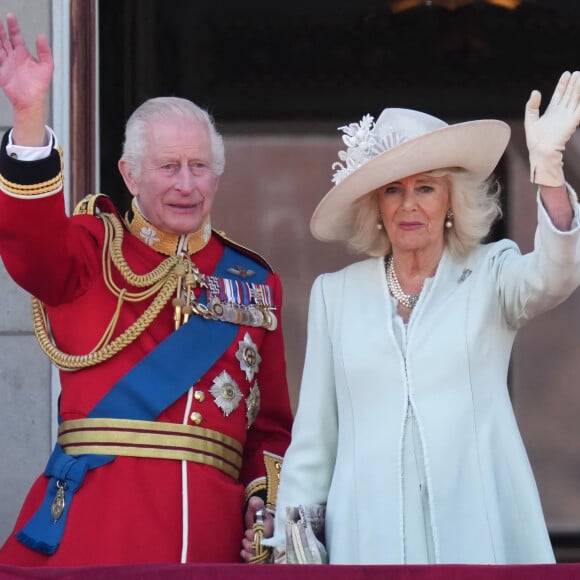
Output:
[119, 96, 225, 179]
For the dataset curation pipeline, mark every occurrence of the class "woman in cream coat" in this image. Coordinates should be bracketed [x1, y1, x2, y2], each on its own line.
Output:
[242, 71, 580, 564]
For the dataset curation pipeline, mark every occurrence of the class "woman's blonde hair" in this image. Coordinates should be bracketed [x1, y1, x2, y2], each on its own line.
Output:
[346, 168, 502, 259]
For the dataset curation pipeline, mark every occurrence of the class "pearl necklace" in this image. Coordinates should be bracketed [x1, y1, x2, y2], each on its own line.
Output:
[384, 255, 421, 309]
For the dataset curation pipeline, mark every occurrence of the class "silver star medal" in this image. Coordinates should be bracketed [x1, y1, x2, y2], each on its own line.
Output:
[210, 370, 243, 416]
[246, 382, 261, 429]
[236, 332, 262, 382]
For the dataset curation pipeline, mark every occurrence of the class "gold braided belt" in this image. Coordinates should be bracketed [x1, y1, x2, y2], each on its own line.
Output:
[57, 418, 243, 480]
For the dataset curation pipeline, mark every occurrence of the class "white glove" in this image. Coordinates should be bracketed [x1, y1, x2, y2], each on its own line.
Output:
[525, 70, 580, 187]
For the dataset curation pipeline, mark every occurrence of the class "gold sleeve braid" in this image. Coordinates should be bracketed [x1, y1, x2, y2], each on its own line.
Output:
[32, 211, 185, 371]
[244, 451, 283, 511]
[0, 173, 63, 197]
[263, 451, 284, 511]
[0, 146, 64, 198]
[248, 452, 284, 564]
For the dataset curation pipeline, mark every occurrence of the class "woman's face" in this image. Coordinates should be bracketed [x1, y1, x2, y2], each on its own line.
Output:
[378, 173, 451, 254]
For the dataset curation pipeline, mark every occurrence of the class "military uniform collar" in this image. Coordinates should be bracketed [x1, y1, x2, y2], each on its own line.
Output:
[124, 198, 212, 256]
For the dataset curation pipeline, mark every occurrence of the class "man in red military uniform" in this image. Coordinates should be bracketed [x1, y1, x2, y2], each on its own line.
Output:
[0, 13, 292, 566]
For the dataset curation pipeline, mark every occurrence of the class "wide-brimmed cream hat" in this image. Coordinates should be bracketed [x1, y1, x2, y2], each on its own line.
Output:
[310, 108, 511, 242]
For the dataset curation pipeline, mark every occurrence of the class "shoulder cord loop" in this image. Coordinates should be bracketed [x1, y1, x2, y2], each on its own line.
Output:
[32, 213, 184, 371]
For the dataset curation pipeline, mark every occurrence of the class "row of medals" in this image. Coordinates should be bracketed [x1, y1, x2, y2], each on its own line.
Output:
[207, 297, 277, 330]
[176, 281, 278, 331]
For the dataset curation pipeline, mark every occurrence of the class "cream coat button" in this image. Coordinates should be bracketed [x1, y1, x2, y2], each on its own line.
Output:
[190, 412, 203, 425]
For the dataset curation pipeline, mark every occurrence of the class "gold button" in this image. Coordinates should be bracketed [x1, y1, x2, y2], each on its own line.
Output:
[190, 412, 203, 425]
[194, 390, 205, 402]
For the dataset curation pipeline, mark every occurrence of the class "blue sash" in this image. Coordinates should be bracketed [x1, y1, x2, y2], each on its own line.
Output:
[17, 246, 268, 554]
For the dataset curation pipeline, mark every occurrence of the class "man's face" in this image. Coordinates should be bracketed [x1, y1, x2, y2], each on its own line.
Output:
[123, 117, 219, 235]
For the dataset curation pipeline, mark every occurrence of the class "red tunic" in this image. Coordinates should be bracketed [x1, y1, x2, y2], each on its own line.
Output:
[0, 143, 293, 566]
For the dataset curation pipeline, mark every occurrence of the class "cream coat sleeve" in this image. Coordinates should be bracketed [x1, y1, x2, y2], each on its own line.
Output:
[491, 186, 580, 329]
[263, 274, 339, 548]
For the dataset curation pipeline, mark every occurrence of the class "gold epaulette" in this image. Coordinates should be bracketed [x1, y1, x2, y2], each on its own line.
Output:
[73, 193, 115, 216]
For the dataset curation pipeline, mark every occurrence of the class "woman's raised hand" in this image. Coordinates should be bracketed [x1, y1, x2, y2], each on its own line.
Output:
[525, 70, 580, 187]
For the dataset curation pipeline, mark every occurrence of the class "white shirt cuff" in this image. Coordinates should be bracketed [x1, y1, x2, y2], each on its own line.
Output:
[5, 127, 58, 161]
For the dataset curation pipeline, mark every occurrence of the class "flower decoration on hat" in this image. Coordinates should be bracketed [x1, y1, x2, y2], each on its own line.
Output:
[210, 370, 243, 416]
[331, 114, 409, 185]
[236, 332, 262, 382]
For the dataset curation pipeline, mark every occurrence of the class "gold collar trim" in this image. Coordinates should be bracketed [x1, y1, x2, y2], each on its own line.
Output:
[124, 199, 211, 256]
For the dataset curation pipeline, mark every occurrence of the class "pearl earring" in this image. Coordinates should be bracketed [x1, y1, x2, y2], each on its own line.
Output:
[445, 208, 454, 229]
[377, 214, 383, 230]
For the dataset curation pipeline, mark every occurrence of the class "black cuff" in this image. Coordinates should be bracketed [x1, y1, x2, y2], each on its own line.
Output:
[0, 130, 62, 187]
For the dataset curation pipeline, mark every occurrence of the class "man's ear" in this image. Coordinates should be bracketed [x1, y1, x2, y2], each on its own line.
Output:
[118, 159, 139, 197]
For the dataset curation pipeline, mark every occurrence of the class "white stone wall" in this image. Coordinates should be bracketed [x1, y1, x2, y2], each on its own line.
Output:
[0, 0, 53, 546]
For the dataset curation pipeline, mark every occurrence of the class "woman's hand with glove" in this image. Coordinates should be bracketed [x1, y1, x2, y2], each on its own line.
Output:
[525, 70, 580, 187]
